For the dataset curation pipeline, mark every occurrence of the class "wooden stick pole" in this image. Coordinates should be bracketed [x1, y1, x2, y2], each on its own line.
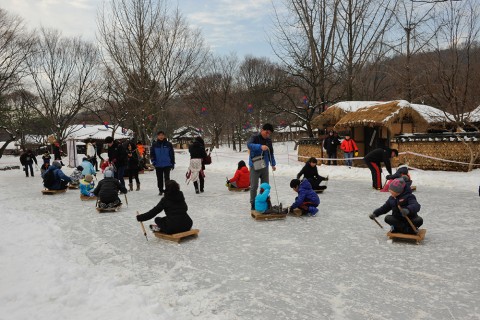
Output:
[405, 215, 418, 234]
[124, 194, 128, 207]
[136, 211, 148, 241]
[373, 217, 384, 229]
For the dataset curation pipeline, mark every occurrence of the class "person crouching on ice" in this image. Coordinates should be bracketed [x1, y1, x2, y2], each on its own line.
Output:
[136, 180, 193, 234]
[296, 157, 328, 191]
[369, 177, 423, 234]
[93, 169, 127, 208]
[254, 182, 286, 214]
[227, 160, 250, 189]
[288, 179, 320, 216]
[79, 174, 95, 198]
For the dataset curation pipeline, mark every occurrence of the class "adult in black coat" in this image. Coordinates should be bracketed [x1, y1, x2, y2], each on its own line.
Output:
[369, 177, 423, 234]
[188, 137, 207, 193]
[363, 147, 398, 189]
[93, 169, 128, 206]
[105, 136, 128, 187]
[296, 157, 328, 190]
[20, 149, 38, 177]
[323, 130, 341, 165]
[137, 180, 193, 234]
[126, 141, 141, 191]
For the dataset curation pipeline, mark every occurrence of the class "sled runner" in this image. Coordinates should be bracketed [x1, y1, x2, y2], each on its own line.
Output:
[411, 186, 417, 192]
[228, 186, 250, 192]
[96, 204, 122, 213]
[288, 208, 304, 217]
[80, 195, 97, 201]
[251, 210, 287, 221]
[387, 229, 426, 245]
[152, 229, 200, 243]
[41, 189, 67, 195]
[68, 184, 79, 189]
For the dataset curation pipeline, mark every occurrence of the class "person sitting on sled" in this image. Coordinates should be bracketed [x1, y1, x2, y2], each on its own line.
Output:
[79, 174, 95, 198]
[93, 169, 127, 208]
[42, 161, 71, 190]
[136, 180, 193, 234]
[69, 165, 84, 186]
[296, 157, 328, 191]
[369, 177, 423, 234]
[254, 182, 286, 214]
[226, 160, 250, 189]
[288, 179, 320, 216]
[381, 165, 412, 192]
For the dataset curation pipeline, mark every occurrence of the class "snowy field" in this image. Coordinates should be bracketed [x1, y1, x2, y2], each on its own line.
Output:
[1, 142, 479, 320]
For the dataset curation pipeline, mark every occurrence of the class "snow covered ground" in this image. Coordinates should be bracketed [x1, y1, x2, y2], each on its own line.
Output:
[1, 142, 479, 320]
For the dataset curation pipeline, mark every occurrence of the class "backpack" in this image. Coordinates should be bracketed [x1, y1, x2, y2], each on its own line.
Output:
[43, 169, 56, 188]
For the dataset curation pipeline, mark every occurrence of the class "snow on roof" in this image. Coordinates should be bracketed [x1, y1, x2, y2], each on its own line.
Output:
[410, 103, 452, 123]
[66, 125, 132, 140]
[329, 101, 383, 112]
[276, 125, 306, 133]
[466, 106, 480, 122]
[0, 141, 18, 150]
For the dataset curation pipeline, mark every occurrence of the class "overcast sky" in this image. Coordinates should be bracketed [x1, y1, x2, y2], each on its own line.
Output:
[1, 0, 277, 60]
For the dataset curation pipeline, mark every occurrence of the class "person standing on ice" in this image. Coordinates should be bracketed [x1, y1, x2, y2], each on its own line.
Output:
[340, 133, 358, 168]
[137, 180, 193, 234]
[20, 149, 37, 177]
[323, 130, 341, 165]
[363, 147, 398, 190]
[247, 123, 276, 211]
[151, 131, 175, 196]
[369, 177, 423, 234]
[104, 136, 127, 188]
[187, 136, 207, 194]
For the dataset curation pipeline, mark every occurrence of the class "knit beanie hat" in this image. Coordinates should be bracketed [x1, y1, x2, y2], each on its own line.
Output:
[84, 174, 93, 182]
[389, 178, 406, 194]
[52, 161, 62, 168]
[104, 170, 114, 178]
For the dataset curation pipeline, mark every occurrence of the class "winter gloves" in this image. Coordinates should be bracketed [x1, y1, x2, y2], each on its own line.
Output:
[368, 213, 376, 220]
[400, 208, 410, 217]
[385, 174, 393, 180]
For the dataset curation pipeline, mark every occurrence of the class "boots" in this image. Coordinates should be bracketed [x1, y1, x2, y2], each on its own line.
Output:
[136, 182, 140, 191]
[129, 183, 133, 192]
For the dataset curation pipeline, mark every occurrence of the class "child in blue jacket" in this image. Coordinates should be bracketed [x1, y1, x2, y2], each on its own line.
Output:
[289, 179, 320, 216]
[79, 174, 95, 197]
[254, 182, 285, 214]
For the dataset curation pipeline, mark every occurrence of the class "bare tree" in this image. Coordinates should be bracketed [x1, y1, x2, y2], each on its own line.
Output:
[336, 0, 397, 100]
[25, 28, 100, 145]
[0, 8, 34, 96]
[97, 0, 208, 141]
[270, 0, 342, 137]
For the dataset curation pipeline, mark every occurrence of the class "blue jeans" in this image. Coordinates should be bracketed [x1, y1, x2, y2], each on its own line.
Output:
[344, 152, 353, 167]
[115, 165, 126, 187]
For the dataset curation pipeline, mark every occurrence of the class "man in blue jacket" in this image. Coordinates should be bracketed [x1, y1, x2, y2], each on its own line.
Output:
[247, 123, 276, 210]
[151, 131, 175, 196]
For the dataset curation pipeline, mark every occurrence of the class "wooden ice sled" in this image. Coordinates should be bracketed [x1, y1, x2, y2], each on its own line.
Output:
[68, 184, 79, 189]
[80, 195, 97, 201]
[41, 189, 67, 195]
[96, 204, 122, 212]
[228, 186, 250, 192]
[251, 210, 287, 221]
[387, 229, 426, 244]
[411, 186, 417, 191]
[153, 229, 200, 243]
[288, 208, 304, 217]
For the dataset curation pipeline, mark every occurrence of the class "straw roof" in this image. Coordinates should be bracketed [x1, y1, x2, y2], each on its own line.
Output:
[334, 100, 429, 132]
[311, 101, 382, 128]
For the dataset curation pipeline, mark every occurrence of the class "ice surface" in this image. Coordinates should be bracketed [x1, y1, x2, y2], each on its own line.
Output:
[1, 142, 479, 320]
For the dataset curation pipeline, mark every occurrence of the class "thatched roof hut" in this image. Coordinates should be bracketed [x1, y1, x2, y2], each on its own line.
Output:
[311, 101, 382, 128]
[334, 100, 430, 132]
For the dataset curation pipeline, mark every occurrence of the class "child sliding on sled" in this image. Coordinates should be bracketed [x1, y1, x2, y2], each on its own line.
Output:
[136, 180, 193, 234]
[381, 165, 412, 192]
[288, 179, 320, 216]
[93, 169, 127, 208]
[79, 174, 95, 198]
[254, 182, 286, 214]
[369, 177, 423, 234]
[226, 160, 250, 189]
[69, 165, 84, 186]
[296, 157, 328, 191]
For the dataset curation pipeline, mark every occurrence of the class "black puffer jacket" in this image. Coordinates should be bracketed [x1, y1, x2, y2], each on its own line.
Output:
[93, 177, 128, 203]
[364, 148, 394, 175]
[297, 163, 321, 180]
[137, 190, 193, 234]
[373, 186, 421, 219]
[189, 138, 207, 159]
[108, 141, 127, 167]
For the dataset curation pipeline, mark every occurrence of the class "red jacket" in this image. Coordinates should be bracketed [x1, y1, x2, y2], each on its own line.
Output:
[340, 139, 358, 153]
[229, 166, 250, 188]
